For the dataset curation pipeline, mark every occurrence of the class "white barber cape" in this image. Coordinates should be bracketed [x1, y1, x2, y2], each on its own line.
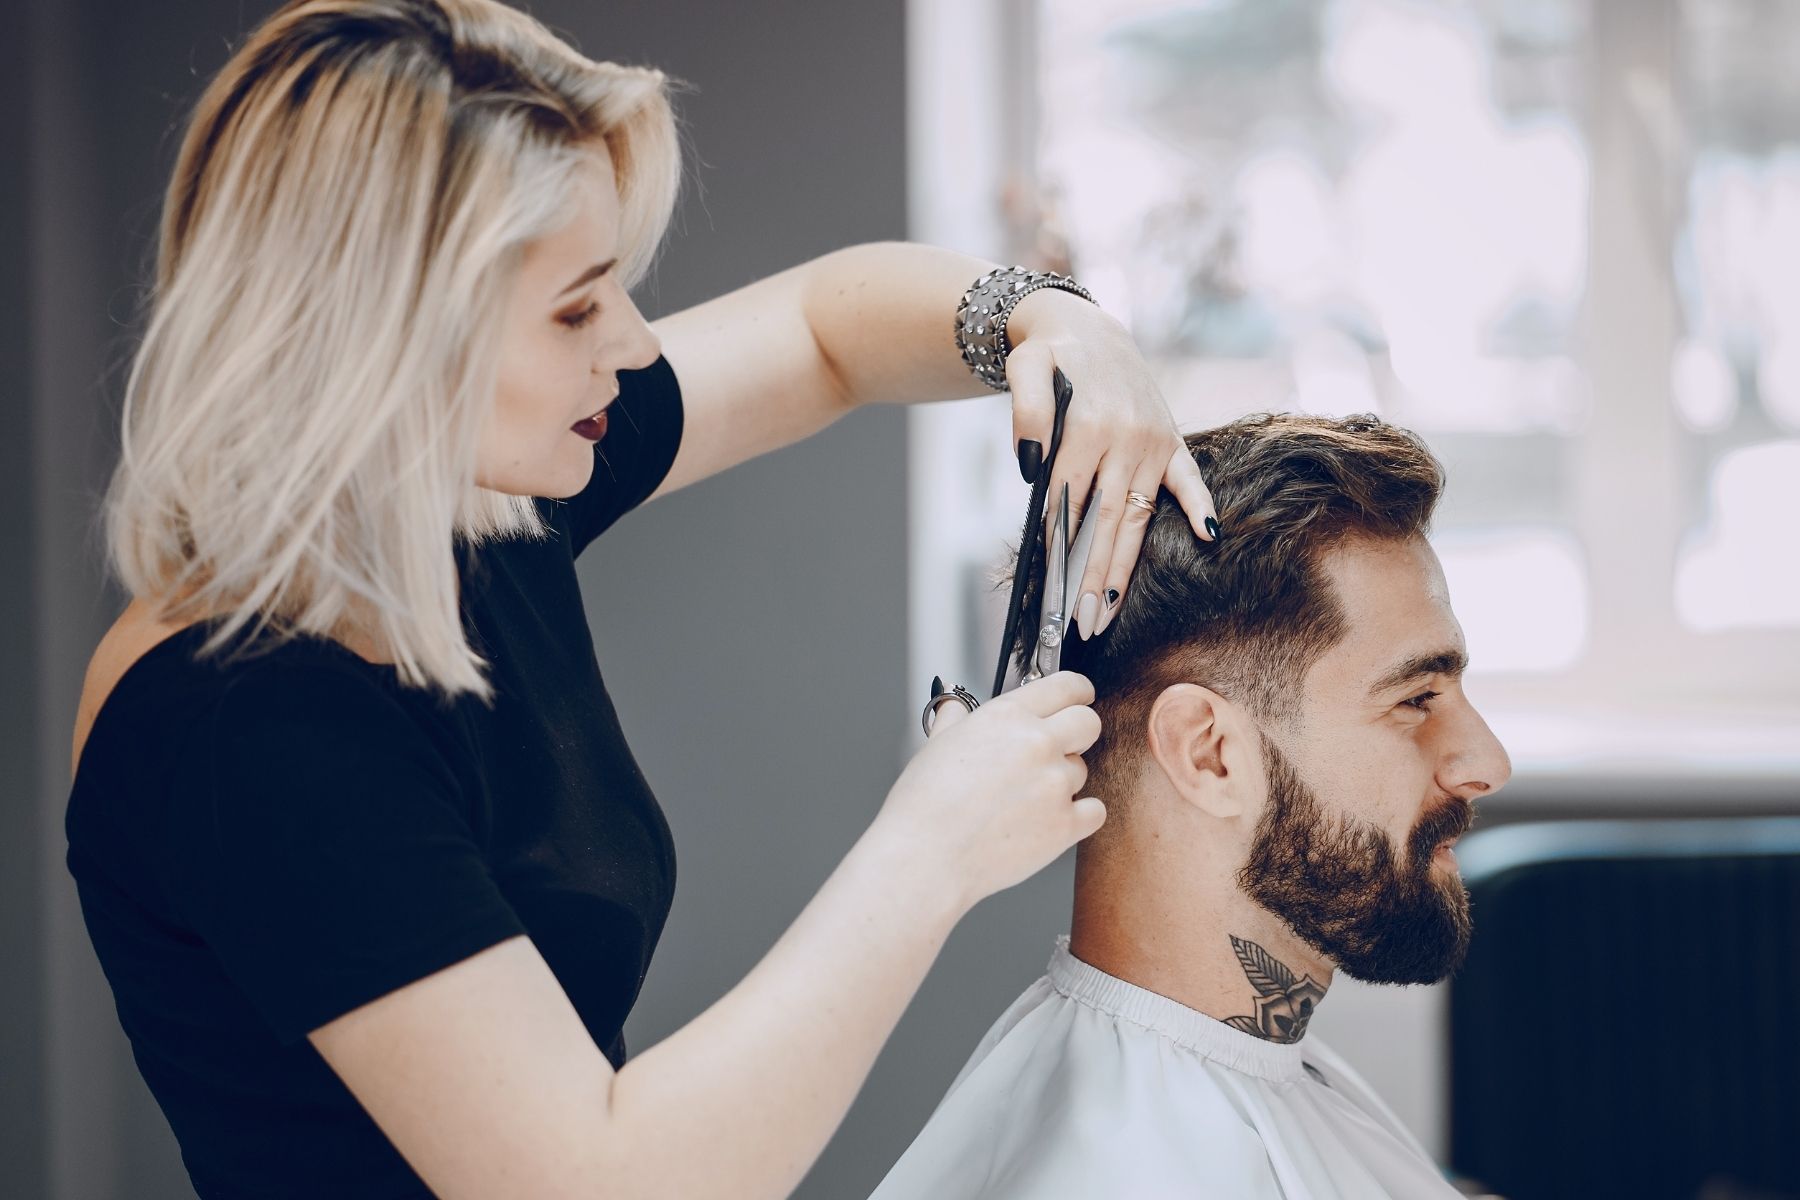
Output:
[870, 937, 1460, 1200]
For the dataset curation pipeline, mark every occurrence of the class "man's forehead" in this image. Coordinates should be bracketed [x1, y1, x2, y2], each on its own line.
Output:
[1309, 536, 1466, 698]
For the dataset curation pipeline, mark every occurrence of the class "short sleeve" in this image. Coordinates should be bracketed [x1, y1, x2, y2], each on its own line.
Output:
[562, 355, 685, 555]
[161, 661, 527, 1045]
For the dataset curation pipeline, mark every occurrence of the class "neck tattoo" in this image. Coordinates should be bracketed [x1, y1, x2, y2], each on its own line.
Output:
[1220, 935, 1328, 1043]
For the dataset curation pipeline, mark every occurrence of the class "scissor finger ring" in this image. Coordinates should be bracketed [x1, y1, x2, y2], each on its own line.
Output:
[921, 680, 981, 736]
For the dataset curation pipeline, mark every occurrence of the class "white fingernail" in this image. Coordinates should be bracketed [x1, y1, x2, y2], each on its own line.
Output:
[1095, 591, 1120, 636]
[1077, 592, 1100, 639]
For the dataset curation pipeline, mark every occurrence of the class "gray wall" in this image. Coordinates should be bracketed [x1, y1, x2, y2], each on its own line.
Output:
[8, 2, 1057, 1198]
[4, 6, 47, 1197]
[17, 1, 207, 1197]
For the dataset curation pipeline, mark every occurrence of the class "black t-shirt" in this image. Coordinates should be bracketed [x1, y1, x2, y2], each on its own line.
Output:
[65, 357, 686, 1199]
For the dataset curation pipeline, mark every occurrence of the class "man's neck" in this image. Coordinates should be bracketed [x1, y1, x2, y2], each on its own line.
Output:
[1068, 840, 1334, 1045]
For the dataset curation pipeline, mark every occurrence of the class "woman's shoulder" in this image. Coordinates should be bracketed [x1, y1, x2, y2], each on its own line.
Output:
[73, 600, 190, 772]
[72, 602, 423, 786]
[66, 607, 468, 897]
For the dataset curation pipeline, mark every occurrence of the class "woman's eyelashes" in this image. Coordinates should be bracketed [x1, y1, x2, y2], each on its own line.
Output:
[558, 300, 601, 330]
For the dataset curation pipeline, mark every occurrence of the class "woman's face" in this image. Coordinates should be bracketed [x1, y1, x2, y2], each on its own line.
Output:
[481, 148, 661, 498]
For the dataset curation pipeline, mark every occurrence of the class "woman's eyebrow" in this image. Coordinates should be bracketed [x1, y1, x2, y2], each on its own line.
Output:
[1365, 648, 1468, 698]
[556, 258, 618, 298]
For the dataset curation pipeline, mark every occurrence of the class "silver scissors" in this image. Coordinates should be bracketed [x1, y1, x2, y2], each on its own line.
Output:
[1020, 481, 1102, 683]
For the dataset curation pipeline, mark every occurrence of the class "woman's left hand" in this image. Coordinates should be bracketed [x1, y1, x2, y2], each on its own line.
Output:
[1004, 289, 1218, 639]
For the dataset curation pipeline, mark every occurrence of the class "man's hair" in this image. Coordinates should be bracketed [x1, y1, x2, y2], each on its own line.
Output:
[1006, 412, 1445, 799]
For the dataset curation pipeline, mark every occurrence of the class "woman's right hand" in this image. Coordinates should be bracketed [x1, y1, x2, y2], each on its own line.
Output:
[304, 669, 1104, 1200]
[875, 671, 1107, 916]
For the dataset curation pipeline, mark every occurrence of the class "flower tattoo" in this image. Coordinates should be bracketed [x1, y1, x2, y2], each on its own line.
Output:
[1220, 935, 1328, 1043]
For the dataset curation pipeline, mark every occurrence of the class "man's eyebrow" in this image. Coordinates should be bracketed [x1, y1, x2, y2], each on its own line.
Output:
[556, 258, 618, 298]
[1365, 648, 1468, 697]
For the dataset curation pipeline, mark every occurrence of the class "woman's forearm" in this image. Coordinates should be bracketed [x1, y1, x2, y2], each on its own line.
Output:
[798, 241, 1096, 409]
[599, 823, 966, 1200]
[646, 241, 1105, 498]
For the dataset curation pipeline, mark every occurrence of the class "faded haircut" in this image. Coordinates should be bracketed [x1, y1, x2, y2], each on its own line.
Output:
[1003, 412, 1446, 799]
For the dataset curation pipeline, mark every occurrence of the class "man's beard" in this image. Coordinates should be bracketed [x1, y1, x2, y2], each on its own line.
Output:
[1237, 732, 1475, 985]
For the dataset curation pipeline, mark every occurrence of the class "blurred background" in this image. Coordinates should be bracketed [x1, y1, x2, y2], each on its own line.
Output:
[4, 1, 1796, 1198]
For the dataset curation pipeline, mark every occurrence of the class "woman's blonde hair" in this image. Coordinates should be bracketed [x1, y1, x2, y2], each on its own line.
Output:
[106, 0, 680, 698]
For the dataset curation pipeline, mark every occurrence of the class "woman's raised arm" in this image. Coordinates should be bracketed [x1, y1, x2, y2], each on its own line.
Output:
[651, 241, 1218, 620]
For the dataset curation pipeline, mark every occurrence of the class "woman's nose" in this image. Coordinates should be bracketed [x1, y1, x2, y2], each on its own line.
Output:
[602, 289, 661, 372]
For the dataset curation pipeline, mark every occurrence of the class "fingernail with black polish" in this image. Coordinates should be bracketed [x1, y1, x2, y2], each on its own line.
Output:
[1017, 439, 1043, 484]
[1205, 516, 1221, 540]
[931, 675, 945, 699]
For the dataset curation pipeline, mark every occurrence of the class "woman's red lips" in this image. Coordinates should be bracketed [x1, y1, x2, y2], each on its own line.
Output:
[571, 409, 609, 442]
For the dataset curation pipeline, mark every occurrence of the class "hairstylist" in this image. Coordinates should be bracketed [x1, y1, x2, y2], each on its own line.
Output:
[64, 2, 1219, 1198]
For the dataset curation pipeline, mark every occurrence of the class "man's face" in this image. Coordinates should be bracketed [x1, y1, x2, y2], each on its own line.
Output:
[1236, 535, 1512, 984]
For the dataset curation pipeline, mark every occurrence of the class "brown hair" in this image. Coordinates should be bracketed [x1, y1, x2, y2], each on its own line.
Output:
[1006, 412, 1446, 800]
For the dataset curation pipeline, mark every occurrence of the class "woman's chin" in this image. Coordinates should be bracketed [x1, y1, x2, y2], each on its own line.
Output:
[475, 452, 595, 501]
[539, 461, 596, 500]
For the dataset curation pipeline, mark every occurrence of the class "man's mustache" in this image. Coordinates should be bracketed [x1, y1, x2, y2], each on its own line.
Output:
[1409, 794, 1476, 863]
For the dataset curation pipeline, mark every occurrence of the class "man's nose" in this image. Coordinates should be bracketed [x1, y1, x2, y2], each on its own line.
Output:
[1442, 702, 1512, 801]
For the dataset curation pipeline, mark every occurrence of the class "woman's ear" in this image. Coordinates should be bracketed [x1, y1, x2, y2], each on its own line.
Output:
[1145, 683, 1252, 821]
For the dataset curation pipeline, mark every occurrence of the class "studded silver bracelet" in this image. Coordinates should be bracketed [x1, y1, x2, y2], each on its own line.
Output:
[954, 266, 1095, 392]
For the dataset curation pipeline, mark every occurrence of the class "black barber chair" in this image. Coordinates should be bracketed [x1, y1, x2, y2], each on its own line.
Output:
[1449, 817, 1800, 1200]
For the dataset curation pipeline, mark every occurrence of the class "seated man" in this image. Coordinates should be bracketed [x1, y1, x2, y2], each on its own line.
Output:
[873, 413, 1511, 1199]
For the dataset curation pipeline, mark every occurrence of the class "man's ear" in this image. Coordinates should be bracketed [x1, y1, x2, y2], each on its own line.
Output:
[1145, 683, 1254, 820]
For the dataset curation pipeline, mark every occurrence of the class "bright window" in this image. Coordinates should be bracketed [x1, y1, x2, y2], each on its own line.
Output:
[908, 0, 1800, 776]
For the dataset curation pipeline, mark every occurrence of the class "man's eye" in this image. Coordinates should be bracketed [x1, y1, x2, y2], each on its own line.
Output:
[1399, 690, 1440, 712]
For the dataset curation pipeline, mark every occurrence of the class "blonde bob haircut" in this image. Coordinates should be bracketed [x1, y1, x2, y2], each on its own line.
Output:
[106, 0, 680, 699]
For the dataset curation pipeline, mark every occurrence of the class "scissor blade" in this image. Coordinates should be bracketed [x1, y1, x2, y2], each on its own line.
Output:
[1045, 483, 1071, 623]
[1064, 488, 1102, 626]
[1032, 484, 1073, 679]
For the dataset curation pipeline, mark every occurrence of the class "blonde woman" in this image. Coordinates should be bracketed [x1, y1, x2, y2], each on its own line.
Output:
[65, 2, 1219, 1198]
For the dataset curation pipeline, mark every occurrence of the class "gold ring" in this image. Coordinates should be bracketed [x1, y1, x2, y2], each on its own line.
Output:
[1126, 491, 1157, 512]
